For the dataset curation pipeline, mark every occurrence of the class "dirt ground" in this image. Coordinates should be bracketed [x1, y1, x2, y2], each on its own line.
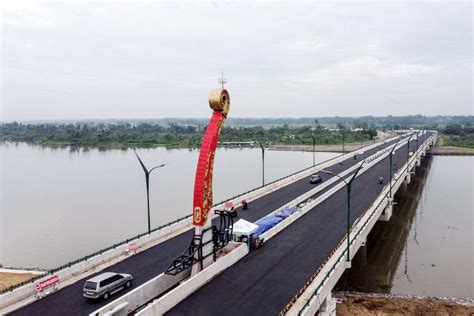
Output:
[0, 272, 35, 291]
[336, 294, 474, 316]
[428, 146, 474, 155]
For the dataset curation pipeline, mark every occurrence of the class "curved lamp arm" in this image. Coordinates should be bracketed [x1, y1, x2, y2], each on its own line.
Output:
[149, 164, 166, 174]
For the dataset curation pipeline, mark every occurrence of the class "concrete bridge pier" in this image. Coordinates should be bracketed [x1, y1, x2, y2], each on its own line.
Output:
[415, 157, 421, 167]
[404, 172, 411, 185]
[318, 293, 337, 316]
[379, 199, 393, 221]
[354, 237, 368, 267]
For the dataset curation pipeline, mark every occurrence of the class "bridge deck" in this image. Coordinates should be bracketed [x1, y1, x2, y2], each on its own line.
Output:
[166, 136, 429, 315]
[9, 138, 403, 316]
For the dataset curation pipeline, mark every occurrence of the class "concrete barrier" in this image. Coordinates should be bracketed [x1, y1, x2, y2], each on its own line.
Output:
[288, 133, 436, 315]
[0, 135, 402, 312]
[90, 270, 190, 316]
[0, 218, 193, 311]
[136, 243, 248, 315]
[90, 144, 396, 316]
[260, 136, 410, 243]
[224, 135, 401, 212]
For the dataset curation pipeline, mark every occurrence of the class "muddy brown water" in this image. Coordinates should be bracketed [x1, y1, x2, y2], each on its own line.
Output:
[338, 155, 473, 298]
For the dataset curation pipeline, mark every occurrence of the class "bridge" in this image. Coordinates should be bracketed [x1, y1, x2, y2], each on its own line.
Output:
[1, 130, 436, 316]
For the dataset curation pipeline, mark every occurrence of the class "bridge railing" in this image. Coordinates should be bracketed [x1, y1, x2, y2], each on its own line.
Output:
[0, 215, 193, 294]
[294, 132, 435, 315]
[0, 134, 402, 295]
[0, 140, 359, 295]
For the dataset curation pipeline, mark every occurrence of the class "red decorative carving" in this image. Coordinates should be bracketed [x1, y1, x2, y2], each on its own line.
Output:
[193, 90, 229, 226]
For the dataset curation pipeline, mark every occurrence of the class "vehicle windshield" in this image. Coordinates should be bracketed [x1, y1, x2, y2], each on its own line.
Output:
[84, 281, 97, 290]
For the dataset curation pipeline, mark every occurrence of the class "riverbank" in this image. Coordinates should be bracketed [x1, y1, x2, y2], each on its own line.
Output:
[430, 134, 474, 155]
[268, 142, 373, 153]
[0, 269, 45, 291]
[335, 292, 474, 315]
[428, 146, 474, 155]
[270, 142, 474, 156]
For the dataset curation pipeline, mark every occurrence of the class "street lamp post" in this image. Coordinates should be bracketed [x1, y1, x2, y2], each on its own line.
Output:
[134, 151, 166, 234]
[255, 138, 266, 186]
[415, 129, 422, 148]
[342, 130, 345, 154]
[322, 161, 365, 262]
[389, 137, 402, 199]
[406, 133, 415, 175]
[311, 134, 316, 166]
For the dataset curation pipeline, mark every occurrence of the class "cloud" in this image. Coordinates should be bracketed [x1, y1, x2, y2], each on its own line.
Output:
[287, 57, 441, 88]
[1, 2, 472, 120]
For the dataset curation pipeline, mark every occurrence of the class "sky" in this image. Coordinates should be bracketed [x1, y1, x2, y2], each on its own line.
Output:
[0, 1, 472, 120]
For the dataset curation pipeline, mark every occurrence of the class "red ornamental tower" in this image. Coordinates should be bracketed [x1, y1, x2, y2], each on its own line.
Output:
[192, 89, 230, 227]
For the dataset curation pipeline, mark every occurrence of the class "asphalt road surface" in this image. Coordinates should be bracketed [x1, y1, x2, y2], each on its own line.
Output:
[9, 136, 410, 316]
[167, 135, 431, 315]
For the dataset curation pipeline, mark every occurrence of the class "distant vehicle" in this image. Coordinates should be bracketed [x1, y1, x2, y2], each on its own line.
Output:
[309, 174, 323, 184]
[229, 207, 238, 218]
[83, 272, 133, 300]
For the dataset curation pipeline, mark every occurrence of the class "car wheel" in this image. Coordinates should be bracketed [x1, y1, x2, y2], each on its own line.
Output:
[103, 292, 110, 300]
[126, 281, 131, 288]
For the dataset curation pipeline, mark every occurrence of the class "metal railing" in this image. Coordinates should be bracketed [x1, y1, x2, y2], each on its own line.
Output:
[0, 135, 403, 295]
[292, 132, 435, 315]
[0, 215, 193, 294]
[0, 142, 357, 294]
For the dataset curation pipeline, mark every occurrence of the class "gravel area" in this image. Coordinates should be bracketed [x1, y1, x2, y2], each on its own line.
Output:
[335, 292, 474, 315]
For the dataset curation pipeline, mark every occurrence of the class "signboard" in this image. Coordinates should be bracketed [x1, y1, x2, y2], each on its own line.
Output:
[34, 275, 59, 293]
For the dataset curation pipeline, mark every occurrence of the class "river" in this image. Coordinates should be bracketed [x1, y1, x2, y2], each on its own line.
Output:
[0, 142, 337, 269]
[340, 155, 473, 298]
[1, 144, 472, 298]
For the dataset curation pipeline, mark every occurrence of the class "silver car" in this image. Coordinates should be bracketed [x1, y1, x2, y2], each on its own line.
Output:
[309, 174, 322, 184]
[83, 272, 133, 300]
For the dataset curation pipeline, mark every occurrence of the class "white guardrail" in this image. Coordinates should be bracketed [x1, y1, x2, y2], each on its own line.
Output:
[1, 135, 401, 313]
[99, 134, 413, 316]
[287, 132, 436, 316]
[259, 132, 417, 242]
[135, 243, 248, 316]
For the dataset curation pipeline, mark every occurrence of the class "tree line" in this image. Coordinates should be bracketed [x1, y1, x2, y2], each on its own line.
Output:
[441, 124, 474, 148]
[13, 115, 473, 128]
[0, 122, 377, 148]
